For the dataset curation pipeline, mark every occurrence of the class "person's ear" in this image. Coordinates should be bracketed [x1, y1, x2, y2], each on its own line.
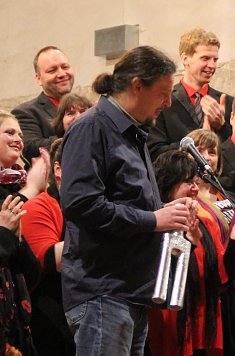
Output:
[131, 77, 143, 93]
[35, 72, 42, 87]
[181, 52, 189, 67]
[230, 111, 234, 124]
[54, 161, 61, 182]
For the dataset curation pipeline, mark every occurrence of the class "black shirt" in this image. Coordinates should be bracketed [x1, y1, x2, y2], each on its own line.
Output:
[60, 95, 163, 311]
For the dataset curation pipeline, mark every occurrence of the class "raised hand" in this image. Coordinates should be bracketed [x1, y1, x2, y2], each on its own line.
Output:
[19, 148, 50, 199]
[186, 218, 202, 245]
[0, 195, 27, 235]
[201, 94, 226, 130]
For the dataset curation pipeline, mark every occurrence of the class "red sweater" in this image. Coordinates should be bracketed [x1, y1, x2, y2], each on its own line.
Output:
[21, 190, 63, 268]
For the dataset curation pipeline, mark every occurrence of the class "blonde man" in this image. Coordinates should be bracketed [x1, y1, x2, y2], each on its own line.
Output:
[148, 28, 233, 161]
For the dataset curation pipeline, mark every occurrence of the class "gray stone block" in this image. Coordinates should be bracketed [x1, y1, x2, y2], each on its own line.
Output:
[94, 24, 139, 59]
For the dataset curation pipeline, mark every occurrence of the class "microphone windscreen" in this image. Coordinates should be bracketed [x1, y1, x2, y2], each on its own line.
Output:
[180, 137, 194, 150]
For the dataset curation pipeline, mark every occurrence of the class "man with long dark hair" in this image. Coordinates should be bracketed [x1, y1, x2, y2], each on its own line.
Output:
[60, 46, 197, 356]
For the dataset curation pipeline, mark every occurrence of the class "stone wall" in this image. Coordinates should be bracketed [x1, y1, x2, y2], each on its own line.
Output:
[1, 0, 235, 110]
[0, 85, 99, 113]
[210, 60, 235, 97]
[1, 59, 234, 113]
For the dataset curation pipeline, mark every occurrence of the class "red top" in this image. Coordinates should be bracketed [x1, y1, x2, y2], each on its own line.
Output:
[181, 79, 209, 106]
[21, 191, 63, 268]
[47, 96, 60, 108]
[147, 202, 227, 356]
[231, 134, 235, 145]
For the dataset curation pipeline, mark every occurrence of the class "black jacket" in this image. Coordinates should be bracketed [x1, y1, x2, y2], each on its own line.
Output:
[147, 82, 233, 162]
[11, 92, 57, 162]
[0, 184, 40, 355]
[220, 137, 235, 194]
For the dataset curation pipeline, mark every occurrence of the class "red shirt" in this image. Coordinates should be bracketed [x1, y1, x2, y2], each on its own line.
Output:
[231, 134, 235, 145]
[47, 96, 60, 108]
[181, 79, 209, 106]
[21, 191, 63, 268]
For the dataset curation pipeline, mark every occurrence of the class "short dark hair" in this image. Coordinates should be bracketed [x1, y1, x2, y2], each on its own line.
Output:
[153, 150, 198, 203]
[92, 45, 176, 95]
[49, 138, 63, 186]
[33, 46, 62, 73]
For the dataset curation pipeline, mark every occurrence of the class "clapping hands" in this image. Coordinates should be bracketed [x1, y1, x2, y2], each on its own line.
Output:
[0, 195, 27, 238]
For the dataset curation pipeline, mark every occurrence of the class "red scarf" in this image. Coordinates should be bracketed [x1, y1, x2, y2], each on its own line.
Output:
[0, 164, 27, 188]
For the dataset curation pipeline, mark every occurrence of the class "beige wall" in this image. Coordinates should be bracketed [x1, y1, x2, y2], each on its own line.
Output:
[0, 0, 235, 108]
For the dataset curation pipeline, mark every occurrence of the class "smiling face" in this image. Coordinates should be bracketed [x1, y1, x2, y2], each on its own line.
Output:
[169, 177, 199, 201]
[35, 49, 74, 99]
[182, 45, 219, 89]
[0, 117, 24, 168]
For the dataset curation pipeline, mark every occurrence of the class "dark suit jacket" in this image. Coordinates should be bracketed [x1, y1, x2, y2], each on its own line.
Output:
[147, 82, 233, 162]
[220, 138, 235, 194]
[12, 92, 57, 162]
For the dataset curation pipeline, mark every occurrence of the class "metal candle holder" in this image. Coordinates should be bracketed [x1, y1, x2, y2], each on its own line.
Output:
[152, 231, 191, 310]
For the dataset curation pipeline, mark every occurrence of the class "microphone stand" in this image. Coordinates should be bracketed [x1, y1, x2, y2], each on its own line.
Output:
[198, 169, 235, 209]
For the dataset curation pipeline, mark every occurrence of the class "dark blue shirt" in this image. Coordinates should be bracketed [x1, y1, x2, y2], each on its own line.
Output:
[60, 95, 163, 311]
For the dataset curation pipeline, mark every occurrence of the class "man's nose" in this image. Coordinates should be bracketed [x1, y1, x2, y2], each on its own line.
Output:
[57, 67, 66, 76]
[207, 58, 217, 68]
[164, 94, 172, 108]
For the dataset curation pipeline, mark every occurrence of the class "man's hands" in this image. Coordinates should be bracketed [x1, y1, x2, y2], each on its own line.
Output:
[154, 197, 198, 232]
[201, 93, 226, 130]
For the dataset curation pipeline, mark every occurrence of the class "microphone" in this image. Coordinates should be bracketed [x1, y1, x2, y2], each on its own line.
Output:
[180, 136, 215, 177]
